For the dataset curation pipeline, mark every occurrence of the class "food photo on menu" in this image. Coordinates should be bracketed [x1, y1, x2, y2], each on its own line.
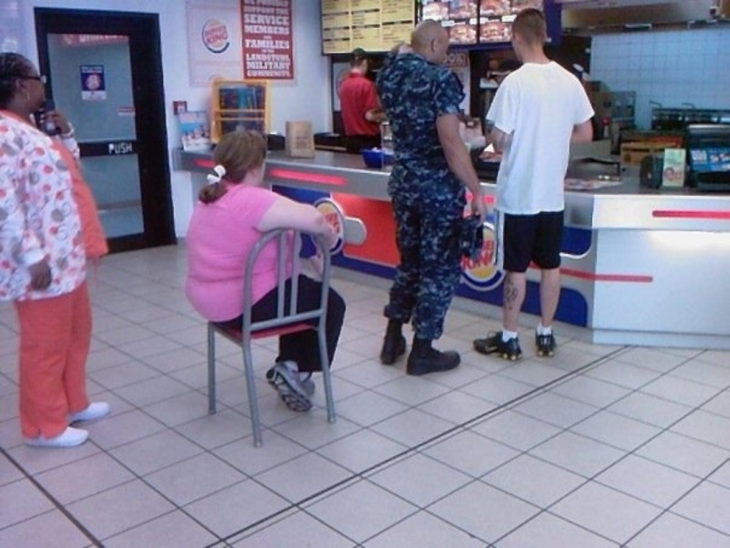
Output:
[421, 1, 449, 20]
[449, 0, 478, 19]
[480, 0, 509, 16]
[510, 0, 543, 13]
[449, 21, 477, 44]
[480, 21, 511, 42]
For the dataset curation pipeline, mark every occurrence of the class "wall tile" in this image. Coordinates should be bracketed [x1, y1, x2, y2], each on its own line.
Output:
[590, 28, 730, 128]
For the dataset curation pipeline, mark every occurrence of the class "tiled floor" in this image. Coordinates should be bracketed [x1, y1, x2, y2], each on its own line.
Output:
[1, 245, 729, 547]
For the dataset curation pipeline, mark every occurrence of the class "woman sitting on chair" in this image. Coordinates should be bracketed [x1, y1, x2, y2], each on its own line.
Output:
[185, 130, 346, 412]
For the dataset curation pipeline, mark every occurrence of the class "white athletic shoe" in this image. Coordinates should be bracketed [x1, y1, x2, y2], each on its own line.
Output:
[69, 401, 110, 423]
[25, 426, 89, 448]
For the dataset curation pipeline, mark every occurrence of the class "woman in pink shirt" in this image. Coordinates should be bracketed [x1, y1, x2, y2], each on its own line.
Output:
[185, 131, 346, 412]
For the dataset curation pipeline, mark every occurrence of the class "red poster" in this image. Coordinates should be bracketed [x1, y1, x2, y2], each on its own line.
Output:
[241, 0, 294, 80]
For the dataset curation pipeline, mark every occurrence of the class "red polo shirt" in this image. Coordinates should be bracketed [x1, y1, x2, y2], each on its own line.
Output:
[339, 70, 380, 137]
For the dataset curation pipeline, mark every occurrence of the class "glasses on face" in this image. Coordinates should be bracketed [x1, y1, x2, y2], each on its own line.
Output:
[20, 74, 47, 84]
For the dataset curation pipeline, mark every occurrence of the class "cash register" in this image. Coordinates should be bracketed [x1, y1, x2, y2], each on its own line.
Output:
[685, 124, 730, 192]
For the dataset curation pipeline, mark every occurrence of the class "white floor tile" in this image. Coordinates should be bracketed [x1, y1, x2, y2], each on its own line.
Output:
[365, 511, 485, 548]
[255, 452, 352, 503]
[550, 375, 631, 408]
[595, 454, 699, 508]
[418, 389, 497, 424]
[102, 510, 219, 548]
[316, 429, 407, 474]
[35, 452, 135, 504]
[66, 480, 176, 540]
[429, 481, 540, 544]
[530, 431, 627, 478]
[145, 452, 246, 506]
[637, 431, 730, 478]
[369, 408, 455, 447]
[550, 482, 662, 544]
[607, 392, 693, 428]
[0, 509, 91, 548]
[373, 375, 452, 407]
[498, 511, 619, 548]
[0, 478, 55, 529]
[670, 409, 730, 450]
[640, 375, 721, 407]
[471, 409, 562, 451]
[670, 481, 730, 535]
[627, 512, 730, 548]
[483, 454, 586, 508]
[332, 389, 408, 427]
[232, 510, 352, 547]
[515, 392, 599, 429]
[368, 453, 472, 506]
[423, 430, 520, 477]
[570, 410, 662, 451]
[3, 245, 730, 546]
[183, 479, 289, 538]
[109, 429, 203, 476]
[306, 480, 417, 543]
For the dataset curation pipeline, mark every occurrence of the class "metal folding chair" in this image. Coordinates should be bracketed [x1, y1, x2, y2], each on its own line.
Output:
[206, 228, 336, 447]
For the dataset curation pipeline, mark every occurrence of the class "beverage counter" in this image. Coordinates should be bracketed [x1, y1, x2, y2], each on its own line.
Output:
[174, 149, 730, 350]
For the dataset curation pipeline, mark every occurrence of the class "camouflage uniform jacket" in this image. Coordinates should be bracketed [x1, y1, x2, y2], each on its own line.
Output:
[376, 52, 465, 198]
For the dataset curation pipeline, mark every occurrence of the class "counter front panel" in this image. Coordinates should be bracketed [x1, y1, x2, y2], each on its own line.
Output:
[175, 149, 730, 349]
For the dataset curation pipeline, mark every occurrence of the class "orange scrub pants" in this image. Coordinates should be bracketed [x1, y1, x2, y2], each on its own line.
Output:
[14, 281, 91, 439]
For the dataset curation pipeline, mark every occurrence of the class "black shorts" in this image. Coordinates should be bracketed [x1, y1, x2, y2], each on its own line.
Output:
[496, 210, 564, 273]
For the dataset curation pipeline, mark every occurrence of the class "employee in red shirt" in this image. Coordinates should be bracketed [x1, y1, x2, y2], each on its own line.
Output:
[339, 48, 386, 153]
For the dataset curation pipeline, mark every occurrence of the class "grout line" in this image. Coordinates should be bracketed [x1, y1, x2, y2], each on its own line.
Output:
[0, 445, 103, 547]
[216, 347, 628, 545]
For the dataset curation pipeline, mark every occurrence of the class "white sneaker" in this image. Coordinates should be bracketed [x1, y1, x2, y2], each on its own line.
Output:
[69, 401, 110, 423]
[25, 426, 89, 448]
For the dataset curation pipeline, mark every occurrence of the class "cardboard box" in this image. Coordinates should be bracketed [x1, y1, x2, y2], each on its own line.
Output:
[620, 141, 679, 166]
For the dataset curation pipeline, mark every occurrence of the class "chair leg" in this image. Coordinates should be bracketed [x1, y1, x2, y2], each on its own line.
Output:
[207, 324, 217, 414]
[242, 342, 263, 447]
[318, 329, 337, 424]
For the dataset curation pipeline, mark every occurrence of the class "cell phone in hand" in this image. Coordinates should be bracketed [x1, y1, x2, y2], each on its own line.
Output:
[33, 99, 61, 136]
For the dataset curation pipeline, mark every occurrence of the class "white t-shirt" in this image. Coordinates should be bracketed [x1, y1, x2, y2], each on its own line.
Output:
[487, 61, 594, 214]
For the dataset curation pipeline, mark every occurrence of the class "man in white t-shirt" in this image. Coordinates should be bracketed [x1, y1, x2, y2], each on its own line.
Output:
[473, 8, 594, 361]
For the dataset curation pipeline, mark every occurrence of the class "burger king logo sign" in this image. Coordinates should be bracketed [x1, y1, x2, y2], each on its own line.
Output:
[461, 221, 504, 292]
[314, 198, 345, 255]
[202, 19, 230, 54]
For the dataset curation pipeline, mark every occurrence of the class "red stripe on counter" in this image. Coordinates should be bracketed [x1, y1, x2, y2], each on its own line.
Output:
[560, 267, 653, 283]
[268, 168, 347, 186]
[193, 159, 215, 169]
[652, 210, 730, 220]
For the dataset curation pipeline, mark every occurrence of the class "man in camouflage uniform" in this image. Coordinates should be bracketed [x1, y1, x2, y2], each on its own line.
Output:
[376, 21, 485, 375]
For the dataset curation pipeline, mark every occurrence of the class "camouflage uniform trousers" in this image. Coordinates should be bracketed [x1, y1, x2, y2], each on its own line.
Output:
[384, 174, 465, 341]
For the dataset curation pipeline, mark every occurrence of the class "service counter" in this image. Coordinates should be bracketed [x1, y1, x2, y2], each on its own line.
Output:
[175, 149, 730, 350]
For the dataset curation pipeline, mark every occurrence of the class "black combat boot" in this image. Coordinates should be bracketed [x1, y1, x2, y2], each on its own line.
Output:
[380, 319, 406, 365]
[406, 336, 460, 376]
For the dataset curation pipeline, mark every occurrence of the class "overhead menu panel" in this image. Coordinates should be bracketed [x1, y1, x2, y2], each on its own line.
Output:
[322, 0, 416, 54]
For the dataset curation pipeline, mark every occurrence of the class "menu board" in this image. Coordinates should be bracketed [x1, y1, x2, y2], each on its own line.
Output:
[421, 1, 478, 45]
[322, 0, 415, 54]
[420, 0, 543, 45]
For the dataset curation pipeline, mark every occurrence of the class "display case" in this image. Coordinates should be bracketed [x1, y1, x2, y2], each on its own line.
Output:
[210, 79, 269, 143]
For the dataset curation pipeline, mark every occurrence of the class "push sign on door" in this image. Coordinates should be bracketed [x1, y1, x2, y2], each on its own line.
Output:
[108, 142, 134, 155]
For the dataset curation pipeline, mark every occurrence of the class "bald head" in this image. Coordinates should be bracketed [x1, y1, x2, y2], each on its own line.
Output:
[412, 20, 449, 64]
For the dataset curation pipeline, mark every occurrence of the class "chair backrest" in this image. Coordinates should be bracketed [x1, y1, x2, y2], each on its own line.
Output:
[241, 228, 331, 338]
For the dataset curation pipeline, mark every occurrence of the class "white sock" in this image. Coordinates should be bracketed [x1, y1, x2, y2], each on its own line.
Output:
[501, 330, 518, 342]
[537, 324, 552, 336]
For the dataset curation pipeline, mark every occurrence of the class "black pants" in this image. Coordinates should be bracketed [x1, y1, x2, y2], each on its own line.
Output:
[220, 275, 345, 373]
[345, 134, 381, 154]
